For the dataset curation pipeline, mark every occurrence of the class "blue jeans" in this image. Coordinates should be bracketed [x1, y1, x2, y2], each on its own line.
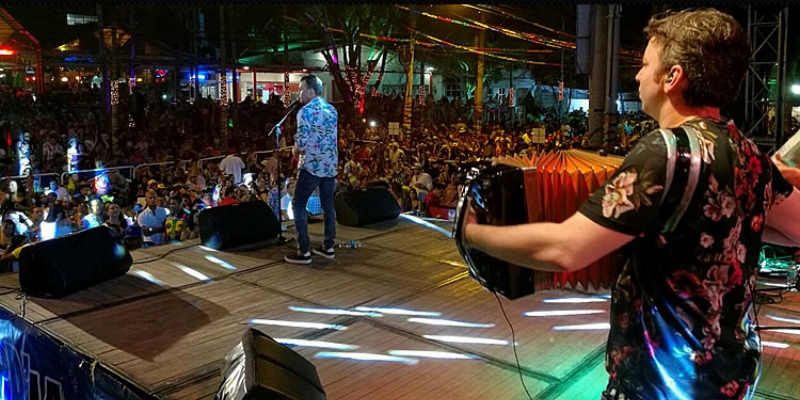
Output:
[293, 169, 336, 253]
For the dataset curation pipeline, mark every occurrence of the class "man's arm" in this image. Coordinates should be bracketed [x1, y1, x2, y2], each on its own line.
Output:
[765, 187, 800, 246]
[464, 212, 634, 273]
[294, 112, 309, 153]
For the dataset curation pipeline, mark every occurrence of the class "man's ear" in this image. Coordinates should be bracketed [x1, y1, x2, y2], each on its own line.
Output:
[664, 65, 686, 93]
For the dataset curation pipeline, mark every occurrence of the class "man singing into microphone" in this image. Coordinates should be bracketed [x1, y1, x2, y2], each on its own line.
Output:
[285, 75, 339, 265]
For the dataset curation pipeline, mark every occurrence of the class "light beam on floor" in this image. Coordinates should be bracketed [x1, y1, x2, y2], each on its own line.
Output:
[205, 255, 237, 270]
[315, 352, 418, 365]
[388, 350, 477, 360]
[174, 263, 212, 281]
[355, 307, 441, 317]
[131, 270, 164, 286]
[399, 214, 452, 238]
[552, 323, 610, 331]
[762, 341, 790, 349]
[407, 317, 495, 328]
[289, 306, 382, 317]
[423, 335, 509, 345]
[248, 319, 347, 330]
[524, 310, 606, 317]
[275, 338, 359, 350]
[543, 297, 608, 304]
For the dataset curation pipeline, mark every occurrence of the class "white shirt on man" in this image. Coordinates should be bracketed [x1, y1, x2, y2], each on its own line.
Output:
[138, 206, 168, 245]
[219, 154, 246, 185]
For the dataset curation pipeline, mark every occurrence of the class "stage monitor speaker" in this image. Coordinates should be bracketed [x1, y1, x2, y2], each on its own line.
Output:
[199, 201, 280, 250]
[334, 188, 400, 227]
[215, 328, 326, 400]
[18, 226, 133, 299]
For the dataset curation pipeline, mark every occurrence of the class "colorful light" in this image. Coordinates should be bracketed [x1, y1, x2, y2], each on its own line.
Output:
[0, 48, 14, 56]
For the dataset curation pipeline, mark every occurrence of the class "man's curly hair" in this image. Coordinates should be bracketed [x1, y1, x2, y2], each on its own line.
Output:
[645, 8, 751, 108]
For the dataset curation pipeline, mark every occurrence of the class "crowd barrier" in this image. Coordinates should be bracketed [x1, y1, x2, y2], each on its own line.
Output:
[60, 166, 135, 187]
[133, 160, 192, 178]
[196, 147, 293, 172]
[1, 173, 61, 192]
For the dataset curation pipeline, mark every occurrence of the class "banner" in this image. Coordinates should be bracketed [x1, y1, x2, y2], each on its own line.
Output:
[0, 306, 152, 400]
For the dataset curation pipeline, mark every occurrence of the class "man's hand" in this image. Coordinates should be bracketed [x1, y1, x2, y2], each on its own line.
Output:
[292, 145, 300, 156]
[775, 153, 800, 189]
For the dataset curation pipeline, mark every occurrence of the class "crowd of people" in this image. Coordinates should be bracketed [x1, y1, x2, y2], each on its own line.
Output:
[0, 76, 664, 272]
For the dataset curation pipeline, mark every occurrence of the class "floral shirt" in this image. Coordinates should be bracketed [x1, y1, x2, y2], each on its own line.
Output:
[578, 119, 794, 400]
[295, 97, 338, 178]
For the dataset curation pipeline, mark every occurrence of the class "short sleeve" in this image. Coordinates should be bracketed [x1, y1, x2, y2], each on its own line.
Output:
[578, 131, 670, 236]
[770, 160, 795, 205]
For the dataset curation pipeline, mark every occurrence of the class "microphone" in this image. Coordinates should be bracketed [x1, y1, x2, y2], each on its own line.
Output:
[286, 100, 302, 111]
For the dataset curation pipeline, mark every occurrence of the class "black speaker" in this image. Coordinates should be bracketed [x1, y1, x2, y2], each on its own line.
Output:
[199, 201, 280, 250]
[18, 226, 133, 299]
[334, 188, 400, 227]
[215, 328, 326, 400]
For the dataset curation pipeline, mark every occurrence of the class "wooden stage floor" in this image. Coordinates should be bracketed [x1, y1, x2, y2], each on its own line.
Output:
[0, 218, 798, 400]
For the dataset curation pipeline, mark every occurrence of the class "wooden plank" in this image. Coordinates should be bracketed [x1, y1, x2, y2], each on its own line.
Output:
[367, 278, 610, 381]
[293, 321, 551, 400]
[38, 279, 343, 393]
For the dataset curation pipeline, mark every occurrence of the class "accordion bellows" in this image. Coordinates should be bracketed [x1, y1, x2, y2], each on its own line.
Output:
[455, 150, 625, 297]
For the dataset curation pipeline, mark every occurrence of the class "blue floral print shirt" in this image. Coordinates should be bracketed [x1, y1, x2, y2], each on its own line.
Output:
[579, 119, 794, 400]
[295, 96, 339, 178]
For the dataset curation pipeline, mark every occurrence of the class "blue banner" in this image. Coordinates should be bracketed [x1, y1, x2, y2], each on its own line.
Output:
[0, 306, 154, 400]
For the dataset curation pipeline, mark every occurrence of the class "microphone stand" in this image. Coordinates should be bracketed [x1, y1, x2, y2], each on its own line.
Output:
[267, 104, 299, 245]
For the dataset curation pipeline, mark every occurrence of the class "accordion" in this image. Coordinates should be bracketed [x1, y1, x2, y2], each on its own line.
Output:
[453, 150, 625, 299]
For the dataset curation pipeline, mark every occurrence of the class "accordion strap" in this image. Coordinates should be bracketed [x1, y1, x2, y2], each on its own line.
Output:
[656, 126, 703, 234]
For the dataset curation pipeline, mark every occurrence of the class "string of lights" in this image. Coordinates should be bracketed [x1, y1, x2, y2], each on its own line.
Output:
[283, 71, 290, 105]
[287, 14, 558, 61]
[455, 11, 575, 49]
[411, 29, 563, 67]
[219, 72, 228, 108]
[110, 80, 119, 105]
[395, 5, 567, 49]
[463, 4, 576, 39]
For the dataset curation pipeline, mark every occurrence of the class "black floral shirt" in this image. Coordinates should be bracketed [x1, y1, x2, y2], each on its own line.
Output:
[579, 119, 794, 400]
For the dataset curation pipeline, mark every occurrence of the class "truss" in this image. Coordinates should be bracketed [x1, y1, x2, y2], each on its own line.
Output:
[744, 6, 788, 151]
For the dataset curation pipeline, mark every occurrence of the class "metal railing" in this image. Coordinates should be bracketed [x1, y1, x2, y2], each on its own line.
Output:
[133, 160, 192, 178]
[197, 147, 293, 172]
[61, 166, 135, 186]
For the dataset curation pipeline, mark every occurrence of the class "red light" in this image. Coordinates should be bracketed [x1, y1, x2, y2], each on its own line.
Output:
[0, 49, 14, 56]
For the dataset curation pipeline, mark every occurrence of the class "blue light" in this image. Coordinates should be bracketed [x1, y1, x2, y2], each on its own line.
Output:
[198, 74, 206, 81]
[64, 56, 94, 63]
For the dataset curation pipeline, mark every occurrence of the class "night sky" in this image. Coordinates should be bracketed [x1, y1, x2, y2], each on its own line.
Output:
[5, 4, 800, 90]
